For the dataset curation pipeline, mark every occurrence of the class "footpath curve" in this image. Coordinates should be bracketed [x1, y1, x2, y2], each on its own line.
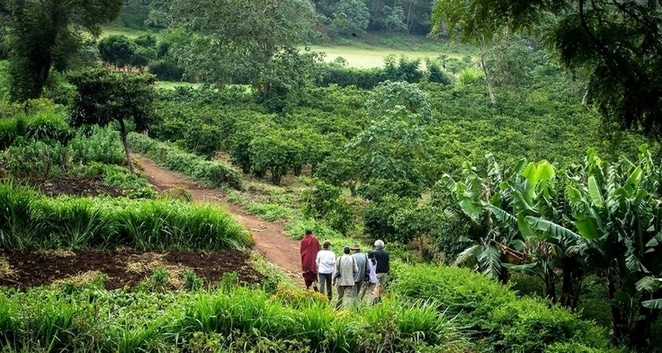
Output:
[133, 155, 304, 285]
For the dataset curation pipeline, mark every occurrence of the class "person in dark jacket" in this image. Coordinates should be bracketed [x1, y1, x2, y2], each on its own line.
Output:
[372, 239, 390, 303]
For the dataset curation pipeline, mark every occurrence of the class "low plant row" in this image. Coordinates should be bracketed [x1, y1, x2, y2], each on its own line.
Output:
[0, 282, 469, 353]
[0, 181, 251, 251]
[127, 132, 243, 190]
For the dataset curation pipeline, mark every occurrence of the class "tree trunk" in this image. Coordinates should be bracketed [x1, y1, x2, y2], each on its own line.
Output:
[543, 269, 557, 303]
[479, 47, 496, 104]
[560, 256, 583, 310]
[118, 119, 135, 174]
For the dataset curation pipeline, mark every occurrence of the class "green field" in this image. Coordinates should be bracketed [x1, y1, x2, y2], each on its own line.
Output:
[310, 45, 467, 68]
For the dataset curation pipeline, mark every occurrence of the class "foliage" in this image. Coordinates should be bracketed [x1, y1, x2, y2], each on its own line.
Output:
[97, 34, 157, 71]
[392, 263, 614, 352]
[0, 180, 251, 251]
[441, 147, 662, 348]
[68, 67, 157, 173]
[167, 0, 320, 103]
[347, 81, 432, 192]
[560, 146, 662, 347]
[301, 178, 356, 235]
[434, 0, 662, 137]
[128, 132, 243, 190]
[4, 0, 123, 101]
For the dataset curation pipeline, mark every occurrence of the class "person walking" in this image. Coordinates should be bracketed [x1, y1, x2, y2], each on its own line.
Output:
[315, 240, 335, 301]
[334, 246, 358, 309]
[359, 250, 378, 303]
[373, 239, 390, 304]
[350, 244, 369, 298]
[300, 229, 321, 291]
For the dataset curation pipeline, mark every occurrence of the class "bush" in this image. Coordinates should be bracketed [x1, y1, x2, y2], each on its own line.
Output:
[391, 263, 614, 352]
[301, 179, 355, 235]
[0, 110, 72, 150]
[149, 60, 184, 81]
[492, 297, 610, 352]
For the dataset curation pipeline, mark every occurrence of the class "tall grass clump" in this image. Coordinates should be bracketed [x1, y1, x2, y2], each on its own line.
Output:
[0, 285, 474, 353]
[128, 132, 243, 190]
[0, 107, 71, 149]
[110, 198, 251, 250]
[0, 181, 249, 250]
[0, 181, 39, 249]
[31, 197, 112, 249]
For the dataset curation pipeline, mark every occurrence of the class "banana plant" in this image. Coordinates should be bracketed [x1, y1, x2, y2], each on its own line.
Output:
[483, 156, 582, 305]
[441, 154, 525, 283]
[557, 146, 662, 347]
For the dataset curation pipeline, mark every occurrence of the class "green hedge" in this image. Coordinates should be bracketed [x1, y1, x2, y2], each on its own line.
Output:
[390, 264, 620, 353]
[127, 132, 243, 190]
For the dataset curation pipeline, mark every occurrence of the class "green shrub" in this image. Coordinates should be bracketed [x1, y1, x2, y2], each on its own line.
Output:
[68, 126, 125, 165]
[491, 297, 609, 352]
[301, 179, 355, 235]
[363, 195, 420, 243]
[3, 140, 67, 178]
[191, 161, 243, 190]
[149, 60, 184, 81]
[391, 263, 613, 352]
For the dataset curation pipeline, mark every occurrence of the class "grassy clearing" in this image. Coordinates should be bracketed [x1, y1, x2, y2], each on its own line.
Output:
[98, 26, 159, 39]
[154, 81, 203, 90]
[310, 45, 468, 69]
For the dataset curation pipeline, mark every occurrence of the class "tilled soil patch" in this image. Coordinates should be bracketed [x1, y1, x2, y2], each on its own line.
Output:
[0, 248, 264, 290]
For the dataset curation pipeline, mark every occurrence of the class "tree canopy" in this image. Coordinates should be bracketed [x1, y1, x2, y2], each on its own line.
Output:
[68, 68, 157, 174]
[432, 0, 662, 137]
[3, 0, 123, 102]
[166, 0, 321, 103]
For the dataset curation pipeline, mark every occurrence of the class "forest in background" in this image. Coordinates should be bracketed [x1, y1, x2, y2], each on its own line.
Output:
[1, 0, 662, 351]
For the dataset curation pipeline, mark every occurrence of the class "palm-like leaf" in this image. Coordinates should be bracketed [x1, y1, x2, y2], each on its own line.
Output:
[454, 244, 483, 266]
[526, 216, 580, 241]
[477, 245, 502, 280]
[642, 299, 662, 309]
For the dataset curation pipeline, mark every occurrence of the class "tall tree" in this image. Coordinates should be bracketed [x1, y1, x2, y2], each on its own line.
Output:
[166, 0, 321, 102]
[431, 0, 662, 136]
[347, 81, 433, 193]
[3, 0, 123, 102]
[430, 0, 514, 104]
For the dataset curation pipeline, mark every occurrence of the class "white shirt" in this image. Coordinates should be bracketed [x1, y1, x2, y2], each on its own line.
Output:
[316, 249, 336, 274]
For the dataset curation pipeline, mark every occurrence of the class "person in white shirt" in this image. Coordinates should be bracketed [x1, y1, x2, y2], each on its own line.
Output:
[315, 240, 336, 301]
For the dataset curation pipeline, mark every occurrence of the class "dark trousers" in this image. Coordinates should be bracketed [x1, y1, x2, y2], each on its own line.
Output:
[318, 273, 333, 300]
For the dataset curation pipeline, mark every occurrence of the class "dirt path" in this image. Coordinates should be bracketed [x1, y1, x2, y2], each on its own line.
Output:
[133, 155, 304, 285]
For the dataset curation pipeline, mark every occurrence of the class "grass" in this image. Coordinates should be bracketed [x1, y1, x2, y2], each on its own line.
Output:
[154, 81, 203, 90]
[310, 44, 471, 69]
[99, 26, 160, 39]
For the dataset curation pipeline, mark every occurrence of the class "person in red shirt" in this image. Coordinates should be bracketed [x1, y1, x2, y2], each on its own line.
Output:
[300, 229, 321, 291]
